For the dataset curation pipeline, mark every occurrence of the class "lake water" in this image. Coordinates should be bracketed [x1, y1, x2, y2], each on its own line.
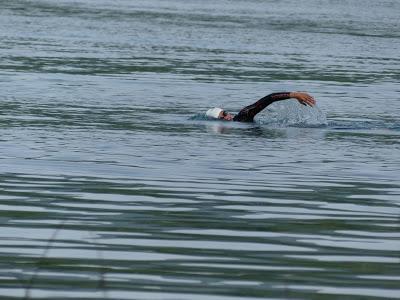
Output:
[0, 0, 399, 299]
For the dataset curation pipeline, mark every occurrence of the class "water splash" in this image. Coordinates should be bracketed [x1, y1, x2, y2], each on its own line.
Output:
[259, 102, 328, 128]
[189, 113, 213, 121]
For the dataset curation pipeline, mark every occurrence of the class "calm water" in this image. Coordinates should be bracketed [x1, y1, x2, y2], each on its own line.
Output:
[1, 0, 400, 299]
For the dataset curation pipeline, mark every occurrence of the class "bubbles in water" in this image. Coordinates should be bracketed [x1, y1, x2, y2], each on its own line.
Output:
[259, 101, 328, 128]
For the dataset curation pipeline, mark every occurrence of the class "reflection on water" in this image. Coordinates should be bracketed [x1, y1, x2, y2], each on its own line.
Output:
[1, 0, 400, 299]
[1, 171, 399, 299]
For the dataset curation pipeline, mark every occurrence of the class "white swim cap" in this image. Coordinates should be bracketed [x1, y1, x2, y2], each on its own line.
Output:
[206, 107, 223, 119]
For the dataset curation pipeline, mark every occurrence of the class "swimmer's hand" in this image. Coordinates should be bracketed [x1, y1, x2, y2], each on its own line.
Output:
[290, 92, 316, 107]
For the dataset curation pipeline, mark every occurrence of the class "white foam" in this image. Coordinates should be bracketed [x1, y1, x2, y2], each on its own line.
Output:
[260, 101, 328, 127]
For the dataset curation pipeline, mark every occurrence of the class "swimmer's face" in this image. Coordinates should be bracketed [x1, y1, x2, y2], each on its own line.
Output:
[219, 110, 234, 121]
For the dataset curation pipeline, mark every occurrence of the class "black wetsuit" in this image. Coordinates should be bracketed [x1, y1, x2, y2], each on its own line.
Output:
[233, 92, 291, 122]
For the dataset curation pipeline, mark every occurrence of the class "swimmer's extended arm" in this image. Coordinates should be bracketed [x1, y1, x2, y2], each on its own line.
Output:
[233, 92, 316, 122]
[290, 92, 316, 107]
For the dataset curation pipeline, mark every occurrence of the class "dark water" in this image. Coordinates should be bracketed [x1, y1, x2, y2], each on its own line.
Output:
[1, 0, 400, 299]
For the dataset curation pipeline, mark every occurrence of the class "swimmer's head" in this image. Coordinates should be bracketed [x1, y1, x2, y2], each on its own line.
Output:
[206, 107, 223, 119]
[206, 108, 234, 121]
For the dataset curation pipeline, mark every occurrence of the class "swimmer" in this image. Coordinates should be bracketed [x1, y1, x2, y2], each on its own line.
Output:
[206, 92, 316, 122]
